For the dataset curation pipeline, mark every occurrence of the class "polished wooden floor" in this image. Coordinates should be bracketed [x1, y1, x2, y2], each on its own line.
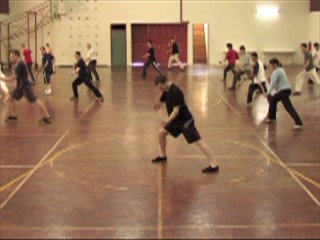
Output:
[0, 65, 319, 239]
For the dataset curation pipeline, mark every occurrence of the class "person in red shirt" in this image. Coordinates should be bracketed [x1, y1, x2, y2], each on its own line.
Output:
[219, 43, 239, 82]
[21, 43, 36, 85]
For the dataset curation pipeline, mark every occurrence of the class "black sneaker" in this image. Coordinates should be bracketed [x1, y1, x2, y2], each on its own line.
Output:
[202, 165, 219, 174]
[151, 156, 167, 163]
[39, 116, 52, 124]
[5, 116, 18, 123]
[292, 92, 301, 96]
[308, 79, 314, 85]
[228, 87, 236, 91]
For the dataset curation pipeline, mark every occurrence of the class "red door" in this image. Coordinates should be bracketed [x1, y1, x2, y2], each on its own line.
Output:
[132, 23, 188, 66]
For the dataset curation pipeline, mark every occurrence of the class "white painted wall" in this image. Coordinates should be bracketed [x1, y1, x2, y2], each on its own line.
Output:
[309, 12, 320, 43]
[2, 0, 319, 66]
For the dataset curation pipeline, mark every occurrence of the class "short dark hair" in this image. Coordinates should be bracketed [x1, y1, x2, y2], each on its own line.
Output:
[300, 43, 307, 48]
[75, 51, 81, 56]
[147, 39, 152, 44]
[227, 43, 233, 48]
[154, 75, 167, 86]
[40, 46, 45, 51]
[240, 45, 245, 51]
[45, 43, 50, 47]
[11, 49, 20, 57]
[251, 52, 258, 58]
[314, 42, 319, 48]
[269, 58, 282, 67]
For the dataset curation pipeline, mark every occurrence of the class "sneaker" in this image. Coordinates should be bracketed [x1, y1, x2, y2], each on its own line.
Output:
[5, 115, 18, 123]
[292, 92, 301, 96]
[70, 96, 79, 101]
[95, 97, 104, 103]
[39, 116, 52, 124]
[228, 87, 236, 91]
[292, 125, 303, 131]
[307, 79, 314, 85]
[202, 165, 219, 174]
[31, 81, 36, 86]
[151, 156, 167, 163]
[265, 119, 277, 124]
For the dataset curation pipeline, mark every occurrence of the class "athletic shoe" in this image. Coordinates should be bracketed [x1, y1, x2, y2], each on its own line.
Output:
[151, 156, 167, 163]
[202, 165, 219, 174]
[95, 97, 104, 103]
[265, 119, 277, 124]
[292, 92, 301, 96]
[70, 96, 79, 101]
[292, 125, 303, 131]
[45, 87, 52, 95]
[39, 116, 52, 124]
[228, 87, 236, 91]
[31, 81, 36, 86]
[307, 79, 314, 85]
[5, 116, 18, 123]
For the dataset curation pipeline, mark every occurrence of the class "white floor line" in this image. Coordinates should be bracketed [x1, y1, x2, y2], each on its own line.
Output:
[286, 163, 320, 167]
[0, 129, 70, 210]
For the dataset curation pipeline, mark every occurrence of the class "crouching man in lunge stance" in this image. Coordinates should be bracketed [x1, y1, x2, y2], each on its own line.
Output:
[152, 75, 219, 173]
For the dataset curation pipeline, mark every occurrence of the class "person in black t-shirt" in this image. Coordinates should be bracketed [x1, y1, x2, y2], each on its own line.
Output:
[0, 49, 52, 124]
[152, 75, 219, 173]
[69, 51, 103, 102]
[36, 46, 55, 95]
[167, 37, 184, 71]
[142, 39, 165, 78]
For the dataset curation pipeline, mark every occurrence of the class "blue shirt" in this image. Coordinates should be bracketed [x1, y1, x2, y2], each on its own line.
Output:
[267, 67, 291, 96]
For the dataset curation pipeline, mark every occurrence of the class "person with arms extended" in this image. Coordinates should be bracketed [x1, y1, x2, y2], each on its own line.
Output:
[0, 49, 51, 124]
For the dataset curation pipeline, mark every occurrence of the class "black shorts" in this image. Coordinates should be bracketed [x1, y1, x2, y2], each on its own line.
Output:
[165, 118, 201, 144]
[12, 84, 37, 103]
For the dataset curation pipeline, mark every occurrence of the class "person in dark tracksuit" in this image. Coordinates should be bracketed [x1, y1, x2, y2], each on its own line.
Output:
[142, 39, 165, 78]
[69, 51, 103, 102]
[36, 46, 54, 95]
[265, 58, 303, 131]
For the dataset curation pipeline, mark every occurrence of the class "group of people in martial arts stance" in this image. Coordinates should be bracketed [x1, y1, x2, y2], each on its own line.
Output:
[0, 38, 319, 173]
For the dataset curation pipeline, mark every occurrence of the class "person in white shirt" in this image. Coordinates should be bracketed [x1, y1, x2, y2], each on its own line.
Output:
[313, 42, 319, 72]
[0, 68, 9, 101]
[246, 52, 267, 106]
[265, 58, 303, 130]
[86, 43, 100, 82]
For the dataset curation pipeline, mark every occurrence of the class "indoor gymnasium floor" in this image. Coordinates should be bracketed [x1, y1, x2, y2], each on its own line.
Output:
[0, 65, 319, 239]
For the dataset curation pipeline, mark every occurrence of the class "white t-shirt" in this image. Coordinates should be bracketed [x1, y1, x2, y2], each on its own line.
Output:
[254, 60, 266, 84]
[87, 48, 97, 61]
[0, 69, 9, 93]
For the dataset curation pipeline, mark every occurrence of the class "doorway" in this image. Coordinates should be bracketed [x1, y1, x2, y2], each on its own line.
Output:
[193, 23, 209, 64]
[111, 24, 127, 67]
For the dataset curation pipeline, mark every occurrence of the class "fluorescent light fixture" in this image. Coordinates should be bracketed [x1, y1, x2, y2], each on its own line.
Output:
[257, 6, 279, 18]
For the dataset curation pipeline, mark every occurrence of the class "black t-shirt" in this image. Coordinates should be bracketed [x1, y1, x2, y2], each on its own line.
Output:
[148, 47, 156, 61]
[172, 42, 179, 54]
[77, 58, 88, 78]
[160, 83, 193, 126]
[42, 53, 54, 73]
[15, 60, 29, 87]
